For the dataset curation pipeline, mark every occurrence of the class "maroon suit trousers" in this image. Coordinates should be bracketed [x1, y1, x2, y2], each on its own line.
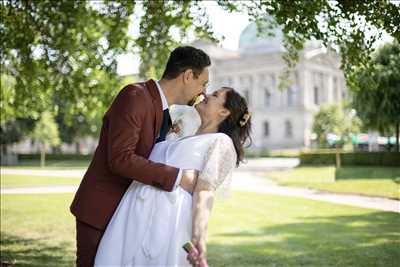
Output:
[76, 220, 104, 267]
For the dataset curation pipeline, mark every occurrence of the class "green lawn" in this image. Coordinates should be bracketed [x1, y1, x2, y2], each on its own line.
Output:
[1, 174, 81, 188]
[1, 160, 90, 169]
[1, 192, 399, 266]
[266, 166, 400, 199]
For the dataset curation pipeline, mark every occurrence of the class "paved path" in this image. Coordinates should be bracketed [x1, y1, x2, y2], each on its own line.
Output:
[1, 159, 399, 213]
[231, 171, 399, 213]
[0, 158, 300, 177]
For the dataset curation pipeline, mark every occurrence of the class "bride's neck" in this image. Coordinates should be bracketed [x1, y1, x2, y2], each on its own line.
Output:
[196, 120, 219, 135]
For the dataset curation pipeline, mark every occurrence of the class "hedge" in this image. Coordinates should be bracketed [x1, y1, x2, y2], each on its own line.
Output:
[300, 152, 400, 166]
[18, 154, 93, 161]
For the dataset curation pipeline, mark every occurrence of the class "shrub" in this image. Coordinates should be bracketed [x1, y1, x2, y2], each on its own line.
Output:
[300, 152, 400, 166]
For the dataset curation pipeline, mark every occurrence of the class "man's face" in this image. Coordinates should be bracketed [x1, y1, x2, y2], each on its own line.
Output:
[184, 67, 209, 105]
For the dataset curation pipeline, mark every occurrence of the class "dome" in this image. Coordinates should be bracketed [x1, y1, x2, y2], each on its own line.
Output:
[239, 22, 284, 55]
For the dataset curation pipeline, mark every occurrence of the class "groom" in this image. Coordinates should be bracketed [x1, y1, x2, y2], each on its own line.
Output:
[70, 46, 211, 266]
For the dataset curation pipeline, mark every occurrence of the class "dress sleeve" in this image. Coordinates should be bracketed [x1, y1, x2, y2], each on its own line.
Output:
[198, 134, 237, 190]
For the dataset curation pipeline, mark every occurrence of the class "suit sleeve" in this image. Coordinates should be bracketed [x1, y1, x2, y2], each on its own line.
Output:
[106, 87, 178, 192]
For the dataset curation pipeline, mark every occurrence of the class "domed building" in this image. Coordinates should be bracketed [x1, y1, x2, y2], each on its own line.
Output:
[192, 22, 347, 150]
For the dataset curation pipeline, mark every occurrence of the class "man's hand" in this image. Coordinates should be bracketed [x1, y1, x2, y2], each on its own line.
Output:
[180, 169, 199, 194]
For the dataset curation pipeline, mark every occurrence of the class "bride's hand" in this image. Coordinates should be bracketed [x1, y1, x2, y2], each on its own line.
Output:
[187, 238, 207, 267]
[195, 239, 208, 267]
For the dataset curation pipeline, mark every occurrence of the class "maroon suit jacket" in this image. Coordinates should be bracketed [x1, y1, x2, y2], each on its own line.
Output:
[70, 79, 179, 230]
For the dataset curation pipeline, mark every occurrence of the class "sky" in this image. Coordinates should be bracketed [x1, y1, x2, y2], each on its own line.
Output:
[117, 1, 394, 76]
[117, 2, 250, 76]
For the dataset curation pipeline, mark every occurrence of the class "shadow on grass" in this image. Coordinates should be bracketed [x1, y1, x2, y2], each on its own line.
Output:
[208, 211, 400, 267]
[335, 166, 400, 182]
[0, 232, 74, 267]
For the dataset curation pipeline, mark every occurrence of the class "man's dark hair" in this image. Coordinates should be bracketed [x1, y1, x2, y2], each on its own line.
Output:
[161, 46, 211, 80]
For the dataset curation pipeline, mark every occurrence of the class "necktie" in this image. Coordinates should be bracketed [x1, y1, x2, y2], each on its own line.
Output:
[156, 109, 170, 143]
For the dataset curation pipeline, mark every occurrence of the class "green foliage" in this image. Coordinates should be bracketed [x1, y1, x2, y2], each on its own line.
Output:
[136, 1, 219, 79]
[132, 0, 399, 88]
[0, 74, 16, 122]
[0, 118, 36, 147]
[219, 0, 400, 86]
[0, 0, 134, 122]
[1, 0, 399, 148]
[300, 151, 400, 166]
[312, 104, 361, 147]
[348, 41, 400, 135]
[32, 112, 60, 148]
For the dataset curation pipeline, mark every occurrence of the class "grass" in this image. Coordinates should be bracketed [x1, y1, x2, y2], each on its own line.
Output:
[266, 166, 400, 199]
[1, 174, 81, 188]
[1, 160, 90, 169]
[1, 192, 399, 267]
[1, 194, 76, 266]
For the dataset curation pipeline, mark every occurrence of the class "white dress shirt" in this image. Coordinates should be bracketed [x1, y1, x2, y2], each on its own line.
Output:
[155, 80, 183, 190]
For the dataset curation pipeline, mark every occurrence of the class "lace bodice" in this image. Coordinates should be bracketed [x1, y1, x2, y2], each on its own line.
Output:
[197, 134, 237, 190]
[149, 132, 237, 191]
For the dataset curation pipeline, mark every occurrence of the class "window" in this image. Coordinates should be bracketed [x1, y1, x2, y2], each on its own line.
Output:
[341, 88, 346, 100]
[270, 74, 276, 90]
[295, 71, 300, 86]
[287, 87, 296, 106]
[243, 89, 250, 105]
[227, 77, 233, 86]
[249, 76, 254, 85]
[314, 86, 319, 105]
[333, 77, 338, 102]
[264, 121, 270, 137]
[285, 120, 293, 138]
[265, 88, 271, 106]
[259, 74, 266, 83]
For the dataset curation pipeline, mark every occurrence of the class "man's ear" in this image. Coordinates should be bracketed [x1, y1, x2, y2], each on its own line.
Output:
[182, 69, 193, 84]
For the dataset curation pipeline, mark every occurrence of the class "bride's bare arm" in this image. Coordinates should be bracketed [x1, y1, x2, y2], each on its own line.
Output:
[191, 179, 215, 263]
[188, 134, 236, 266]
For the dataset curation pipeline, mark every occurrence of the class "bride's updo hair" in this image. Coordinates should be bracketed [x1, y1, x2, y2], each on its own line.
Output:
[218, 87, 252, 166]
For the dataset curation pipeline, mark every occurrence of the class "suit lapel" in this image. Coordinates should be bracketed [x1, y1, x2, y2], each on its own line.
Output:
[145, 79, 163, 143]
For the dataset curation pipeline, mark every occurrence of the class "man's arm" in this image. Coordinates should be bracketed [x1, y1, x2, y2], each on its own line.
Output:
[106, 87, 197, 193]
[106, 88, 177, 191]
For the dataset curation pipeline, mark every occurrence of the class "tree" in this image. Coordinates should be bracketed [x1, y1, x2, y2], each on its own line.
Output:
[136, 1, 218, 79]
[0, 0, 134, 122]
[348, 41, 400, 152]
[31, 112, 60, 167]
[2, 0, 398, 152]
[312, 104, 361, 167]
[0, 74, 37, 153]
[312, 104, 361, 147]
[135, 1, 399, 83]
[0, 118, 36, 154]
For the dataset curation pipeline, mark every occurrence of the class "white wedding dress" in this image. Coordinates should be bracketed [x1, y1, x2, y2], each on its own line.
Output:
[94, 133, 236, 267]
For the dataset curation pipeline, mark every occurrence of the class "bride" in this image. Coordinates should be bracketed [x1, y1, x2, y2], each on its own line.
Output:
[94, 87, 252, 267]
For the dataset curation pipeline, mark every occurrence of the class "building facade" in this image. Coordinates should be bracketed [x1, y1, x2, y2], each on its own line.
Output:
[190, 23, 347, 150]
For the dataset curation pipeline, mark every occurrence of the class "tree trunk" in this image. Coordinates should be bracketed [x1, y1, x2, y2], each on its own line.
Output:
[388, 135, 392, 152]
[75, 141, 81, 154]
[396, 122, 399, 152]
[1, 144, 7, 155]
[40, 143, 46, 168]
[335, 144, 341, 169]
